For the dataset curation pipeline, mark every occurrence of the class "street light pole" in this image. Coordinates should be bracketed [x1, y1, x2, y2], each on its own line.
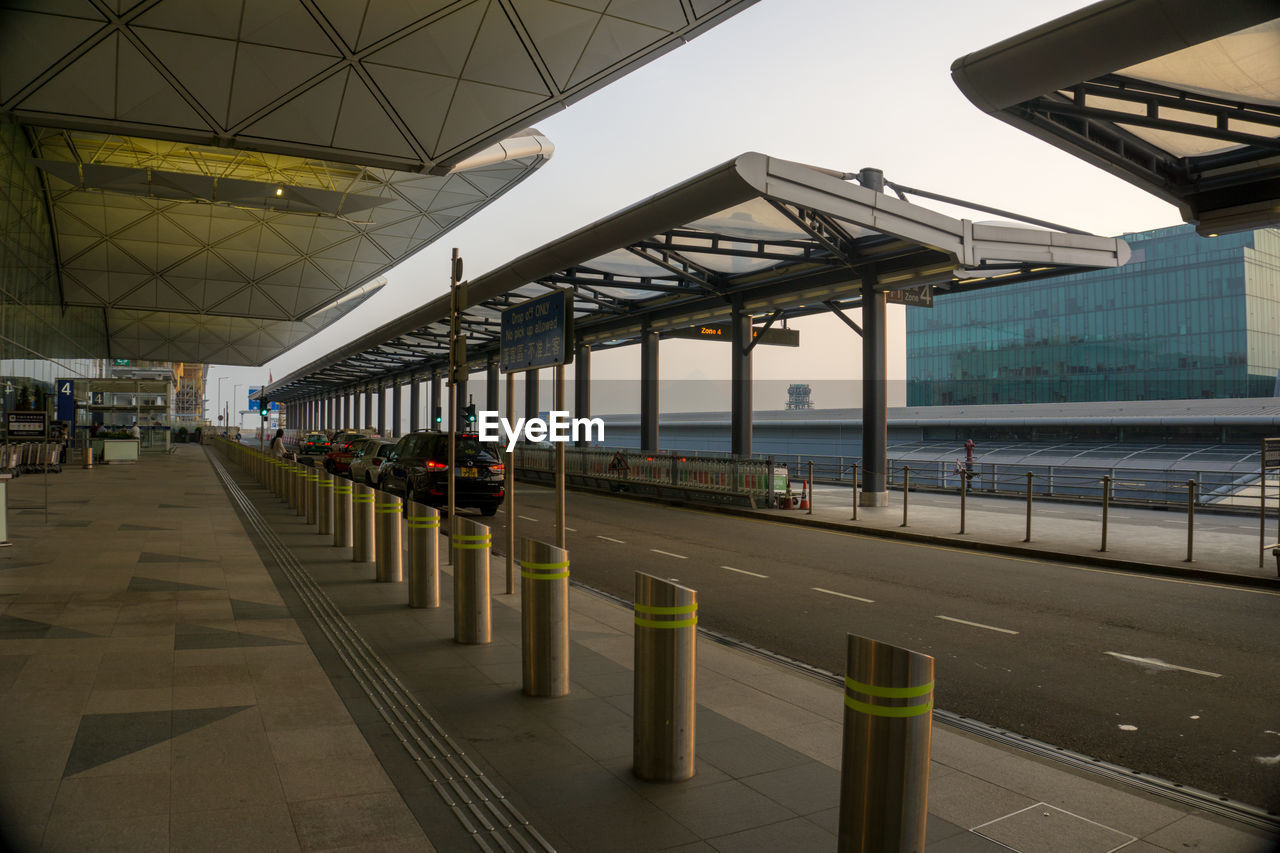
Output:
[233, 384, 242, 430]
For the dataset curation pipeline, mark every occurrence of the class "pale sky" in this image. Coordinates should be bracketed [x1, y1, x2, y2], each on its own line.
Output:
[208, 0, 1182, 421]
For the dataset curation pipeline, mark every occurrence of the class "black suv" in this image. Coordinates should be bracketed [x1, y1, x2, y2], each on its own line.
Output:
[383, 431, 505, 516]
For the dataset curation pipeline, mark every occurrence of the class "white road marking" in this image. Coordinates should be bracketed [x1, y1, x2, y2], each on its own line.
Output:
[565, 526, 577, 532]
[935, 615, 1019, 635]
[1118, 724, 1138, 732]
[1103, 651, 1221, 678]
[518, 515, 538, 522]
[1255, 754, 1280, 766]
[721, 565, 768, 579]
[651, 549, 688, 560]
[812, 587, 874, 604]
[597, 535, 626, 544]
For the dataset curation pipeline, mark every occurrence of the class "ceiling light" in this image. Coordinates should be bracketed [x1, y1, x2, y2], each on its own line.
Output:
[275, 186, 284, 197]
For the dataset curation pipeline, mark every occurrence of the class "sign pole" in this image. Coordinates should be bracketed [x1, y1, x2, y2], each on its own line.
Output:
[506, 370, 515, 595]
[447, 248, 465, 561]
[555, 363, 566, 548]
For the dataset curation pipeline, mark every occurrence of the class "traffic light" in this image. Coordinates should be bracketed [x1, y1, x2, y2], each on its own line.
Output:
[463, 402, 477, 426]
[258, 398, 269, 419]
[432, 406, 442, 426]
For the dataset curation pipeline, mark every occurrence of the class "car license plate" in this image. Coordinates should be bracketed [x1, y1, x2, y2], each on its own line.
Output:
[459, 467, 478, 478]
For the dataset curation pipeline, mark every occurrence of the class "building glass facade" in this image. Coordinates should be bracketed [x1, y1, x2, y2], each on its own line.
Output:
[907, 224, 1280, 405]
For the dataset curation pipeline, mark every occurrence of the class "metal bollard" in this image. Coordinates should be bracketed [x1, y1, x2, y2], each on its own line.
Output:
[633, 571, 697, 782]
[353, 482, 375, 563]
[521, 538, 570, 697]
[901, 467, 910, 527]
[83, 448, 94, 469]
[333, 480, 352, 547]
[1100, 475, 1111, 552]
[1024, 471, 1034, 542]
[317, 469, 333, 535]
[453, 517, 491, 644]
[1185, 479, 1196, 562]
[306, 468, 319, 524]
[295, 465, 307, 517]
[838, 634, 933, 851]
[407, 501, 439, 608]
[375, 490, 403, 583]
[850, 461, 858, 521]
[959, 469, 967, 534]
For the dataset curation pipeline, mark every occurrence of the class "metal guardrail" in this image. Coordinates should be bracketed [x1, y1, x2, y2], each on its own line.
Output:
[767, 452, 1275, 513]
[515, 445, 783, 502]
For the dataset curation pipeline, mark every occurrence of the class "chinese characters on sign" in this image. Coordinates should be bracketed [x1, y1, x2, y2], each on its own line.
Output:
[500, 290, 574, 373]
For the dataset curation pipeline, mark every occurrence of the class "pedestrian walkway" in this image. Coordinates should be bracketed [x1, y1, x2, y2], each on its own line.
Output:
[1, 446, 1276, 851]
[754, 482, 1280, 585]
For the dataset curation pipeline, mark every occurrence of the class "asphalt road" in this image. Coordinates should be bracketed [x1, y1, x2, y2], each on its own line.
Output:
[500, 484, 1280, 811]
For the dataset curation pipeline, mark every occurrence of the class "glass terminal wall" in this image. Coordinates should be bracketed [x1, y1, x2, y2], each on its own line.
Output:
[908, 225, 1280, 404]
[0, 116, 109, 414]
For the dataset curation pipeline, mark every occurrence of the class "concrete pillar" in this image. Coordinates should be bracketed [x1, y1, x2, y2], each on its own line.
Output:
[731, 308, 752, 457]
[377, 386, 387, 435]
[363, 389, 373, 431]
[574, 342, 590, 447]
[640, 328, 659, 453]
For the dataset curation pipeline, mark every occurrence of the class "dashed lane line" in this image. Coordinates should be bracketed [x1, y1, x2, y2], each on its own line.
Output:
[651, 549, 688, 560]
[518, 515, 538, 522]
[722, 565, 768, 579]
[936, 615, 1019, 635]
[812, 587, 874, 604]
[597, 535, 626, 544]
[1104, 651, 1222, 678]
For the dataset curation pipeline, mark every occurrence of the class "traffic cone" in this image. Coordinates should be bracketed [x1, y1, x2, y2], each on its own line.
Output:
[799, 480, 810, 510]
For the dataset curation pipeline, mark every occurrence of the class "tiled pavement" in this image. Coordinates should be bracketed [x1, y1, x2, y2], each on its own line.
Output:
[1, 445, 1276, 851]
[0, 448, 428, 852]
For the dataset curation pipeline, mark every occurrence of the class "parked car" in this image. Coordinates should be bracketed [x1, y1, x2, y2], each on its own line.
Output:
[323, 431, 369, 475]
[349, 438, 396, 486]
[297, 431, 331, 456]
[383, 430, 505, 515]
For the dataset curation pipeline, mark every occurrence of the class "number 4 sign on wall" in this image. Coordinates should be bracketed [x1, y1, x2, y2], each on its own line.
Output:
[56, 380, 75, 422]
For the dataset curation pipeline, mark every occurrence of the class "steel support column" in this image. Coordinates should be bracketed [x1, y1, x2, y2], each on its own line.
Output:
[574, 342, 590, 447]
[377, 386, 387, 436]
[486, 360, 499, 412]
[861, 269, 888, 506]
[525, 368, 540, 421]
[640, 327, 659, 453]
[409, 379, 421, 432]
[363, 389, 373, 431]
[430, 373, 442, 427]
[730, 308, 752, 457]
[392, 381, 403, 437]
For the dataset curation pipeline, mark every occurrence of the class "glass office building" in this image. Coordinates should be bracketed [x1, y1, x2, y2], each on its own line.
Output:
[907, 224, 1280, 405]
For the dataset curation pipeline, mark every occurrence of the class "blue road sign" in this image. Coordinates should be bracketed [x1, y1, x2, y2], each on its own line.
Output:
[56, 380, 75, 421]
[500, 290, 573, 373]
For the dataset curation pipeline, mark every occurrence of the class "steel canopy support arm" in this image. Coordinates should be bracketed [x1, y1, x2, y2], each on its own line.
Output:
[824, 300, 863, 337]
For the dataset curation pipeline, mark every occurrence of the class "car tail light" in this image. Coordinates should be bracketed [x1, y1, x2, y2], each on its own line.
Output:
[426, 460, 447, 470]
[372, 459, 382, 466]
[491, 464, 505, 473]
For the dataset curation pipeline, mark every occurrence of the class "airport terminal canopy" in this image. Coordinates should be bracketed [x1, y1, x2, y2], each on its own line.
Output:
[1, 0, 757, 364]
[262, 152, 1130, 401]
[952, 0, 1280, 236]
